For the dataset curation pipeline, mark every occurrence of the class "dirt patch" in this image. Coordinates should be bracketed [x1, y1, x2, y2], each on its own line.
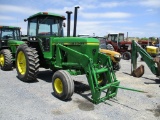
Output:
[52, 110, 62, 115]
[73, 99, 94, 111]
[51, 104, 77, 115]
[146, 105, 160, 117]
[146, 94, 154, 98]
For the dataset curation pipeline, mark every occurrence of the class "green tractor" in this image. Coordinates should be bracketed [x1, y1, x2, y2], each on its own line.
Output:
[14, 7, 143, 104]
[0, 26, 24, 70]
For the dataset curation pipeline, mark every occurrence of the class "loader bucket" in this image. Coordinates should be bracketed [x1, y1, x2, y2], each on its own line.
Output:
[132, 65, 144, 77]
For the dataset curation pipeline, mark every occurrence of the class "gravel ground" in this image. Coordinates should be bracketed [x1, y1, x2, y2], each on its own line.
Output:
[0, 58, 160, 120]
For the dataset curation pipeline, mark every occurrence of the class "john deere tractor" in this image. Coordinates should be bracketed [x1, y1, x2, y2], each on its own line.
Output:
[14, 7, 143, 104]
[0, 26, 24, 70]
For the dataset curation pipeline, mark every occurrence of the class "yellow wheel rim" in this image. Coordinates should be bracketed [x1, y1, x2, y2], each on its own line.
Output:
[54, 78, 63, 94]
[0, 54, 4, 66]
[17, 51, 26, 75]
[97, 74, 103, 84]
[98, 78, 103, 84]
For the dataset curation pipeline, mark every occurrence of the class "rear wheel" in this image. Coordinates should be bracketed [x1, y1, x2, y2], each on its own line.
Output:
[0, 49, 13, 70]
[16, 44, 39, 82]
[122, 52, 131, 60]
[52, 70, 74, 100]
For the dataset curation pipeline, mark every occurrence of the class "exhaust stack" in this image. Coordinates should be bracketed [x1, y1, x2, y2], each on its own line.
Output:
[73, 6, 80, 37]
[66, 11, 72, 37]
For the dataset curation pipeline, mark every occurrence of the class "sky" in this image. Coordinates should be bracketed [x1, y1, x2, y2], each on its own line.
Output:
[0, 0, 160, 38]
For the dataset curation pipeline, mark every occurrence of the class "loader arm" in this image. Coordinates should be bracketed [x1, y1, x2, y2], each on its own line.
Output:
[56, 44, 120, 104]
[131, 40, 160, 77]
[56, 44, 145, 104]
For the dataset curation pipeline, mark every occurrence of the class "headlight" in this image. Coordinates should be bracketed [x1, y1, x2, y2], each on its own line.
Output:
[114, 54, 121, 58]
[29, 37, 36, 41]
[114, 54, 121, 62]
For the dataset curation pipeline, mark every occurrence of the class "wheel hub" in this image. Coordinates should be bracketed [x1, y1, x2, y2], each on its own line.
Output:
[17, 51, 26, 75]
[54, 78, 63, 94]
[0, 54, 4, 66]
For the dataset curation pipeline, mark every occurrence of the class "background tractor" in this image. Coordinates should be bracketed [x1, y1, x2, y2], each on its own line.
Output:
[106, 33, 132, 60]
[98, 37, 121, 71]
[138, 37, 159, 58]
[100, 48, 121, 71]
[0, 26, 24, 70]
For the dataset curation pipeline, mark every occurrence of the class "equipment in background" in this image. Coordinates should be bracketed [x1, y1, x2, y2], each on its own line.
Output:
[106, 33, 132, 60]
[131, 40, 160, 78]
[0, 26, 24, 70]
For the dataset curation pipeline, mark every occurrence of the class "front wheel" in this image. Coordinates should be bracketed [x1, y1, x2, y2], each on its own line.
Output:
[52, 70, 74, 100]
[113, 62, 121, 71]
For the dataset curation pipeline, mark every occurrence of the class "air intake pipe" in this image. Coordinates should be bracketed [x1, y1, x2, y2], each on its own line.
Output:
[73, 6, 80, 37]
[66, 11, 72, 37]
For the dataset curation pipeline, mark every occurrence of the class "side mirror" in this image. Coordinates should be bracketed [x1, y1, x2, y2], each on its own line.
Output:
[63, 22, 66, 27]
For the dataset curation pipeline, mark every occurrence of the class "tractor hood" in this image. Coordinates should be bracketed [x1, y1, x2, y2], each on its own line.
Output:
[8, 40, 25, 45]
[100, 49, 120, 55]
[50, 37, 100, 64]
[100, 48, 121, 62]
[51, 37, 99, 45]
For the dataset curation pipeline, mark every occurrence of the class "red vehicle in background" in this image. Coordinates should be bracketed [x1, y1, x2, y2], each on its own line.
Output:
[138, 37, 154, 49]
[106, 33, 132, 60]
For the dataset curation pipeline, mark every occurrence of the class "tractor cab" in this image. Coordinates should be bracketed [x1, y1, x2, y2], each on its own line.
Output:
[107, 33, 124, 43]
[25, 12, 66, 52]
[26, 12, 65, 37]
[0, 26, 21, 48]
[107, 33, 124, 51]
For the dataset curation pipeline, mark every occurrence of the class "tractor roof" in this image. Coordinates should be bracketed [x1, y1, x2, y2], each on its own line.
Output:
[27, 12, 66, 20]
[0, 26, 20, 29]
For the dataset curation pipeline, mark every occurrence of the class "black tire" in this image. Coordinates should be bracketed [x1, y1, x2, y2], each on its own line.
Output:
[0, 49, 13, 70]
[16, 44, 40, 82]
[52, 70, 74, 100]
[113, 62, 121, 71]
[122, 52, 131, 60]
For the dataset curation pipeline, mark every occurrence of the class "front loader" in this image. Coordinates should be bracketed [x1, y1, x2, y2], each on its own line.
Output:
[0, 26, 24, 70]
[131, 40, 160, 78]
[15, 7, 144, 104]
